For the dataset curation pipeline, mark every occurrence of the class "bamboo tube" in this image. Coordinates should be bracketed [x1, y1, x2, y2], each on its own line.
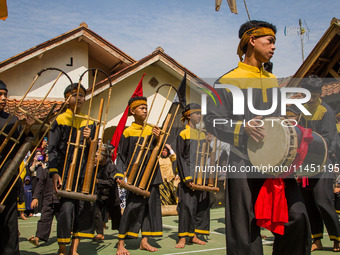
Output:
[127, 135, 149, 185]
[208, 136, 217, 187]
[82, 98, 104, 194]
[196, 143, 206, 185]
[138, 114, 171, 190]
[0, 121, 20, 155]
[65, 130, 82, 192]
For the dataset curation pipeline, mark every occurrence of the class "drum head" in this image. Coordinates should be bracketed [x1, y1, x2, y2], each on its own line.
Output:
[247, 118, 295, 173]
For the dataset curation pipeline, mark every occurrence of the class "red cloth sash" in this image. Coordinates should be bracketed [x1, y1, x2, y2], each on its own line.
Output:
[254, 125, 313, 235]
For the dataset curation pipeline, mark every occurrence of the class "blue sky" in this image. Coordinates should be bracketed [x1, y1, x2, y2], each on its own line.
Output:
[0, 0, 339, 78]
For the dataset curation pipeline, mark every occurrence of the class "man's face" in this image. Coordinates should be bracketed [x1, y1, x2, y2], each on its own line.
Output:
[252, 35, 276, 64]
[189, 111, 201, 125]
[306, 92, 321, 107]
[67, 92, 85, 112]
[0, 89, 8, 111]
[131, 104, 147, 121]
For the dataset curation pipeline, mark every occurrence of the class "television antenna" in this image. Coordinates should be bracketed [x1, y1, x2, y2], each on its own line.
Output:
[284, 19, 310, 62]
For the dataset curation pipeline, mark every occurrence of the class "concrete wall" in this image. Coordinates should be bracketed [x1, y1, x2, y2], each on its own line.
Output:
[0, 40, 89, 99]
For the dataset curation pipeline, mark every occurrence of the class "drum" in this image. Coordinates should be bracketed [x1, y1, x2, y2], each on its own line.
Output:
[247, 118, 327, 177]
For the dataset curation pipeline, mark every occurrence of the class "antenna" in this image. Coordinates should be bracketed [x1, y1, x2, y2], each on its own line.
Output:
[284, 19, 310, 62]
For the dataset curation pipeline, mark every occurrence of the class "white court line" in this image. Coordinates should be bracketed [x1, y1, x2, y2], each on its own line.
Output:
[162, 247, 226, 255]
[163, 224, 224, 236]
[262, 240, 274, 245]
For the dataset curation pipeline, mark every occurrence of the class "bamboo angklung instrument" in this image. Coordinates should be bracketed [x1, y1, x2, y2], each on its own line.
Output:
[57, 68, 113, 202]
[119, 84, 180, 197]
[196, 142, 206, 186]
[126, 135, 149, 185]
[208, 136, 217, 187]
[138, 113, 171, 190]
[0, 67, 73, 213]
[82, 98, 104, 194]
[0, 104, 57, 213]
[191, 136, 219, 193]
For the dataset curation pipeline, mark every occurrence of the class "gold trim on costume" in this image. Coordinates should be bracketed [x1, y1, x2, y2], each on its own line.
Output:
[57, 238, 71, 243]
[73, 232, 95, 238]
[195, 229, 210, 234]
[141, 232, 163, 236]
[178, 232, 195, 237]
[118, 232, 139, 239]
[311, 233, 323, 239]
[233, 121, 243, 146]
[184, 176, 193, 182]
[329, 235, 340, 241]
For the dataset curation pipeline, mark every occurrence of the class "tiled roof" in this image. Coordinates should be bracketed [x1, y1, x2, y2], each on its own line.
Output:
[4, 99, 64, 120]
[92, 47, 203, 94]
[321, 81, 340, 97]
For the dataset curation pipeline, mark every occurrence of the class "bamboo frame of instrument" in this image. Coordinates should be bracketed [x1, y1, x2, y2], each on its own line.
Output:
[191, 137, 219, 193]
[132, 86, 173, 187]
[57, 68, 113, 202]
[123, 80, 158, 182]
[196, 142, 206, 185]
[138, 113, 172, 190]
[0, 98, 70, 210]
[145, 102, 181, 192]
[120, 84, 179, 197]
[73, 70, 98, 192]
[129, 85, 173, 187]
[0, 103, 59, 213]
[0, 67, 72, 212]
[0, 68, 71, 141]
[208, 136, 217, 187]
[82, 98, 104, 194]
[91, 75, 113, 196]
[203, 143, 211, 186]
[0, 68, 73, 171]
[193, 121, 203, 182]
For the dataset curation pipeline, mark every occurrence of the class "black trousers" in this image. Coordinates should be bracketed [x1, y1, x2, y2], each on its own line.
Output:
[0, 190, 19, 255]
[118, 185, 162, 239]
[225, 156, 311, 255]
[94, 199, 110, 235]
[177, 183, 210, 238]
[300, 170, 340, 241]
[36, 202, 60, 242]
[56, 198, 94, 245]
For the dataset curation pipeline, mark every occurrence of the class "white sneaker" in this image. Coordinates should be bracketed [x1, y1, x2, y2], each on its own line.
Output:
[33, 213, 41, 217]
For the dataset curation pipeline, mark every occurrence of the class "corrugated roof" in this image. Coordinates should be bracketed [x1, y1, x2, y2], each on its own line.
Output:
[5, 99, 64, 120]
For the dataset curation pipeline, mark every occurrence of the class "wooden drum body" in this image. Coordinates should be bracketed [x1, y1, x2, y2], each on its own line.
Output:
[247, 118, 327, 177]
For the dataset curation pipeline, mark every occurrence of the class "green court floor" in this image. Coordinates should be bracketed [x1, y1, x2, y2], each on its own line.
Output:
[18, 207, 337, 254]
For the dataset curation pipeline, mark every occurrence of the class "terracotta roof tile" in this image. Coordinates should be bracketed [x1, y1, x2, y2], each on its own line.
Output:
[4, 99, 64, 120]
[322, 82, 340, 97]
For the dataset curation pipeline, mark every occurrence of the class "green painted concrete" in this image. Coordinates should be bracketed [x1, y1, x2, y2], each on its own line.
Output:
[18, 208, 337, 254]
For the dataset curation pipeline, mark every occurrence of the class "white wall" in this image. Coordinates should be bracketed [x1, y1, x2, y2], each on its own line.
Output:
[0, 40, 89, 99]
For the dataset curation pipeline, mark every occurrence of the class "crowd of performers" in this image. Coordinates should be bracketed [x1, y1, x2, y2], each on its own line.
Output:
[0, 19, 340, 255]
